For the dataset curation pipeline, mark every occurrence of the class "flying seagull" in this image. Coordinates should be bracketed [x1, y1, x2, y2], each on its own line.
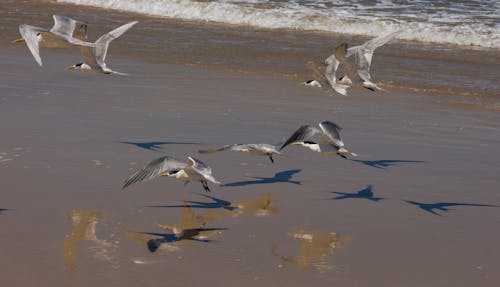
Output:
[303, 31, 401, 93]
[340, 30, 402, 88]
[199, 143, 282, 163]
[67, 21, 138, 75]
[279, 121, 357, 158]
[123, 156, 221, 192]
[302, 60, 349, 96]
[13, 15, 94, 66]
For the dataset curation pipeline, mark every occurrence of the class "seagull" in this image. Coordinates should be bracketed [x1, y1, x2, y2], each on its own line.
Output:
[303, 31, 400, 93]
[334, 42, 379, 91]
[340, 30, 402, 88]
[123, 156, 221, 192]
[302, 61, 349, 96]
[199, 143, 282, 163]
[67, 21, 138, 75]
[279, 121, 357, 158]
[13, 15, 94, 66]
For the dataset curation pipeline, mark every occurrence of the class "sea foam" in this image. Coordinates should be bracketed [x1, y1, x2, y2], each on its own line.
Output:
[56, 0, 500, 49]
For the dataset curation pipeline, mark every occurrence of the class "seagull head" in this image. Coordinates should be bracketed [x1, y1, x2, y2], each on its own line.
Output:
[300, 79, 321, 87]
[66, 63, 84, 70]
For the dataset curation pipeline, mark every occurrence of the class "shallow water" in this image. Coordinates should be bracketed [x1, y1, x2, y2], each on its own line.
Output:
[55, 0, 500, 48]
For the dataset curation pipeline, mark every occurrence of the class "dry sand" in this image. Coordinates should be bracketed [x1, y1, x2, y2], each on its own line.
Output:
[1, 2, 500, 286]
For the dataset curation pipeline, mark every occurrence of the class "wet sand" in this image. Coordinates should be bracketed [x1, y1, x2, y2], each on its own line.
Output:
[1, 1, 500, 287]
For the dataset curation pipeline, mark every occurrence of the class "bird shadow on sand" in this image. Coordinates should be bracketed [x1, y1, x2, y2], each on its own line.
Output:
[146, 194, 235, 211]
[403, 200, 499, 216]
[351, 159, 425, 169]
[223, 169, 302, 187]
[0, 208, 10, 214]
[119, 140, 201, 152]
[142, 228, 228, 253]
[328, 185, 384, 202]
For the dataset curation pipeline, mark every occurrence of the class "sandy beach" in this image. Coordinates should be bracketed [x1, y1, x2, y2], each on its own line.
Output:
[1, 1, 499, 286]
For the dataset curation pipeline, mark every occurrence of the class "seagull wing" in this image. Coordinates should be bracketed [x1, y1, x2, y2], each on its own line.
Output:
[187, 157, 220, 184]
[80, 46, 99, 69]
[324, 54, 340, 87]
[345, 45, 362, 58]
[319, 121, 344, 147]
[93, 21, 138, 66]
[50, 15, 94, 47]
[50, 15, 77, 38]
[306, 61, 331, 89]
[19, 24, 48, 66]
[123, 156, 188, 189]
[363, 30, 402, 51]
[279, 125, 321, 151]
[333, 43, 364, 87]
[355, 30, 402, 81]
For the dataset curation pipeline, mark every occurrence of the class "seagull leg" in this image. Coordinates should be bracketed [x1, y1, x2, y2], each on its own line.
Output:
[268, 154, 274, 163]
[201, 181, 211, 192]
[338, 153, 347, 159]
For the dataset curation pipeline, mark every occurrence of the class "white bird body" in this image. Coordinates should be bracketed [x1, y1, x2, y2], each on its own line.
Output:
[280, 121, 357, 158]
[304, 61, 349, 96]
[15, 15, 94, 66]
[67, 21, 138, 75]
[123, 156, 221, 192]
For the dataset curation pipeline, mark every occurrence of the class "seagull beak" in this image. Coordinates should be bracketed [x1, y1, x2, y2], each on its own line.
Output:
[66, 65, 76, 70]
[291, 142, 302, 146]
[12, 37, 25, 43]
[159, 173, 170, 177]
[299, 82, 307, 86]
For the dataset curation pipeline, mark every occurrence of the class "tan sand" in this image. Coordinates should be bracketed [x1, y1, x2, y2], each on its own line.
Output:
[0, 1, 499, 286]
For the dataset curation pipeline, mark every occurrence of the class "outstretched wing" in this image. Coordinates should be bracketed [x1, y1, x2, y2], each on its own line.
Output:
[123, 156, 187, 189]
[279, 125, 321, 151]
[187, 157, 220, 184]
[19, 24, 48, 66]
[319, 121, 344, 147]
[324, 54, 340, 87]
[50, 15, 77, 38]
[333, 43, 364, 87]
[352, 31, 402, 81]
[187, 156, 211, 175]
[363, 30, 402, 51]
[93, 21, 138, 66]
[51, 15, 95, 47]
[306, 61, 331, 89]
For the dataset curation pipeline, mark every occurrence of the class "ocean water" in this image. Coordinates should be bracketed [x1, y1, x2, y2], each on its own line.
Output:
[56, 0, 500, 48]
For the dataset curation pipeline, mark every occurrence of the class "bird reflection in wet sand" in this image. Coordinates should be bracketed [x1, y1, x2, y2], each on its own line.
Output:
[126, 205, 226, 253]
[196, 193, 280, 224]
[273, 230, 345, 272]
[147, 194, 235, 210]
[404, 200, 498, 216]
[330, 185, 383, 202]
[63, 210, 117, 270]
